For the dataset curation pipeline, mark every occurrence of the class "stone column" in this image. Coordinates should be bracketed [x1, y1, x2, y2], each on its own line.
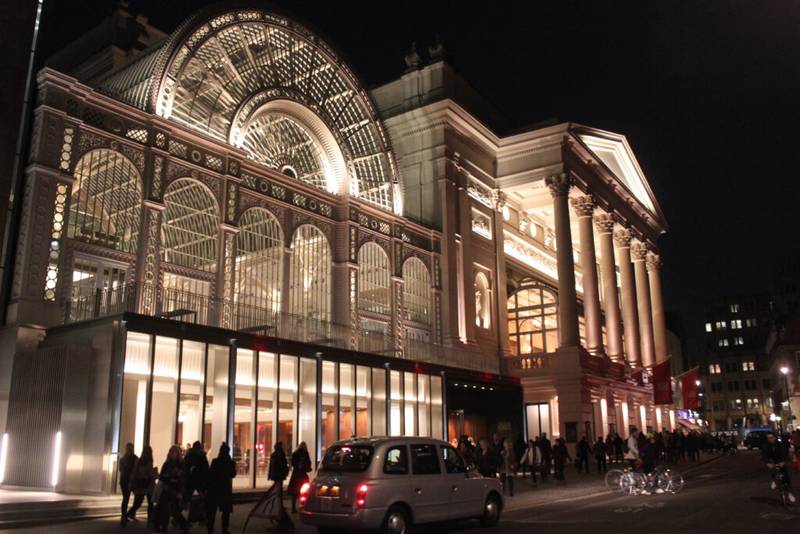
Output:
[570, 195, 603, 355]
[631, 240, 656, 368]
[594, 213, 623, 362]
[613, 228, 641, 367]
[545, 173, 579, 348]
[647, 252, 669, 365]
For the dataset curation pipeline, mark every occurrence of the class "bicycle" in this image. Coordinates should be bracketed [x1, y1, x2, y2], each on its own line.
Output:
[652, 466, 684, 494]
[771, 465, 793, 508]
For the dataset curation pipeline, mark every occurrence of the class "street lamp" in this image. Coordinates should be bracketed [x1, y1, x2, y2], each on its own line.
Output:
[781, 366, 793, 430]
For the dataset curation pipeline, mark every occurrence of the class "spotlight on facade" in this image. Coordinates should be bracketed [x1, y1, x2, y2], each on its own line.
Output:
[51, 431, 62, 487]
[781, 366, 790, 375]
[0, 433, 8, 484]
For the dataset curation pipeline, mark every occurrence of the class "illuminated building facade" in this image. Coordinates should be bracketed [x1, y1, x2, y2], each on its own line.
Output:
[0, 5, 671, 492]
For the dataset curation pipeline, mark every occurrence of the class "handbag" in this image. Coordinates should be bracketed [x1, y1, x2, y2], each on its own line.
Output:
[151, 479, 163, 503]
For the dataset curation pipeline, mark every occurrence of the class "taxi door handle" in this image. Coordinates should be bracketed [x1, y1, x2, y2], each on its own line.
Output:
[414, 488, 422, 494]
[451, 485, 459, 492]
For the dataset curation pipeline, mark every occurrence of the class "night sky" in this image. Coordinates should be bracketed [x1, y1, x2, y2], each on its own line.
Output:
[38, 1, 800, 359]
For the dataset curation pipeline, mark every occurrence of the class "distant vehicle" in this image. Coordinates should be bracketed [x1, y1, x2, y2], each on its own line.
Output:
[744, 430, 769, 450]
[299, 437, 503, 534]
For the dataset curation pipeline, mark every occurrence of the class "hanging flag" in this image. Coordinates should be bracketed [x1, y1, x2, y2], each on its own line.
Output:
[680, 367, 700, 410]
[653, 358, 673, 405]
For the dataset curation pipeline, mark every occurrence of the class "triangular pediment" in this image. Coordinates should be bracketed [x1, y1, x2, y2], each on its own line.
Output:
[576, 130, 657, 215]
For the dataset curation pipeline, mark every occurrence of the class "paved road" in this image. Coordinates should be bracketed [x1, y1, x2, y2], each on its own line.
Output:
[3, 451, 794, 533]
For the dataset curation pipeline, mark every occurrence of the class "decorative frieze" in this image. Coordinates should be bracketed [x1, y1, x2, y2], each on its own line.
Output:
[350, 207, 391, 236]
[471, 208, 492, 240]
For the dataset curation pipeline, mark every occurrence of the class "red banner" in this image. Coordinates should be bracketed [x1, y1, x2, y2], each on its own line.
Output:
[653, 359, 673, 405]
[681, 367, 700, 410]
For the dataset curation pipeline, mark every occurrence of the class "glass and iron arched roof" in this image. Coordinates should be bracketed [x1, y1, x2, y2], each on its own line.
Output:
[133, 7, 400, 212]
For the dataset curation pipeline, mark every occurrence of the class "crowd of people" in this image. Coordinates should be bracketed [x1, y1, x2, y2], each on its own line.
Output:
[451, 427, 713, 497]
[117, 440, 311, 534]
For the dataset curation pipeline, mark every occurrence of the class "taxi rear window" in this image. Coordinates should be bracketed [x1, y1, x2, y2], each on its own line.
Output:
[319, 445, 374, 472]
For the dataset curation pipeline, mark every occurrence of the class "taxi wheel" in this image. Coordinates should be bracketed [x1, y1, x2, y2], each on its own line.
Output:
[480, 494, 501, 527]
[382, 505, 410, 534]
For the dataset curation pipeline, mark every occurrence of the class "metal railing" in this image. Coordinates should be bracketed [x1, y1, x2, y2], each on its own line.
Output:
[65, 283, 498, 373]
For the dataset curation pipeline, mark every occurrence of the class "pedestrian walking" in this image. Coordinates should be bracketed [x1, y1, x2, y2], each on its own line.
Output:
[625, 429, 640, 469]
[156, 445, 188, 534]
[499, 439, 517, 496]
[594, 437, 608, 473]
[183, 441, 209, 523]
[575, 436, 591, 474]
[539, 433, 552, 481]
[206, 442, 236, 534]
[288, 442, 312, 513]
[127, 445, 156, 525]
[119, 443, 138, 527]
[268, 442, 290, 500]
[476, 439, 495, 478]
[520, 439, 540, 484]
[458, 438, 476, 470]
[552, 438, 571, 481]
[613, 433, 625, 464]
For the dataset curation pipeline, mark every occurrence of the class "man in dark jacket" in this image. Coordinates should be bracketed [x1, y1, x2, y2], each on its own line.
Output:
[552, 438, 571, 481]
[594, 437, 608, 473]
[118, 443, 138, 527]
[538, 434, 552, 481]
[183, 441, 210, 500]
[763, 432, 796, 503]
[575, 436, 591, 474]
[207, 443, 236, 534]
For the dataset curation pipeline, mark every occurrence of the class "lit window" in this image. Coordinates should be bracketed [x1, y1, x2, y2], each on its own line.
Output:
[358, 242, 391, 315]
[716, 321, 727, 330]
[730, 303, 739, 313]
[742, 361, 755, 372]
[709, 363, 721, 374]
[731, 319, 742, 329]
[403, 257, 431, 325]
[507, 282, 559, 356]
[734, 336, 744, 346]
[705, 323, 712, 332]
[718, 338, 730, 347]
[745, 319, 751, 328]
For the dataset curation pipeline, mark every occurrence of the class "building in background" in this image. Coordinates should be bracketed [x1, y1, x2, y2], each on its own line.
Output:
[700, 294, 774, 430]
[0, 4, 674, 493]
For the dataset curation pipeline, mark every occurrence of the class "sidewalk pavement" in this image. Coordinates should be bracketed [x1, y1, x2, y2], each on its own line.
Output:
[0, 456, 722, 534]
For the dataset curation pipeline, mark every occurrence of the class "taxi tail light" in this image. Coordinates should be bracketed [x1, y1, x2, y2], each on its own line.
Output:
[355, 483, 368, 508]
[299, 482, 311, 507]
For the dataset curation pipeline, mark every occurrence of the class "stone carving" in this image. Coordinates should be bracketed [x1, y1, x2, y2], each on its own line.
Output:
[645, 252, 663, 271]
[613, 228, 634, 248]
[570, 195, 596, 217]
[545, 173, 571, 197]
[593, 212, 616, 234]
[630, 240, 650, 261]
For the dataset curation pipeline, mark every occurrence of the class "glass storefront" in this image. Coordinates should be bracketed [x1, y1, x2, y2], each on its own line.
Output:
[120, 331, 445, 490]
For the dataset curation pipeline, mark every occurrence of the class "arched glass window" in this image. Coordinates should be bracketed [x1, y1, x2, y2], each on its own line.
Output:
[402, 257, 430, 325]
[507, 282, 559, 355]
[68, 149, 142, 253]
[162, 179, 219, 272]
[288, 225, 331, 321]
[234, 208, 283, 329]
[358, 242, 391, 315]
[475, 272, 491, 329]
[161, 179, 219, 320]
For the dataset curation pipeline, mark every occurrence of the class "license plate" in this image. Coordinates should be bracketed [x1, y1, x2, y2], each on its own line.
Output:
[316, 485, 340, 497]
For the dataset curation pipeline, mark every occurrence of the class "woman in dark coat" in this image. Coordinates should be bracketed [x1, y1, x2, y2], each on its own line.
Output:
[126, 445, 156, 524]
[157, 445, 188, 534]
[288, 442, 312, 513]
[207, 442, 236, 534]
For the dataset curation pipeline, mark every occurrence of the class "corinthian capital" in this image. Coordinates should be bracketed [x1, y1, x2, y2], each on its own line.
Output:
[492, 189, 507, 211]
[613, 227, 633, 247]
[593, 212, 615, 234]
[545, 173, 571, 197]
[630, 240, 650, 262]
[570, 195, 596, 217]
[646, 252, 663, 272]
